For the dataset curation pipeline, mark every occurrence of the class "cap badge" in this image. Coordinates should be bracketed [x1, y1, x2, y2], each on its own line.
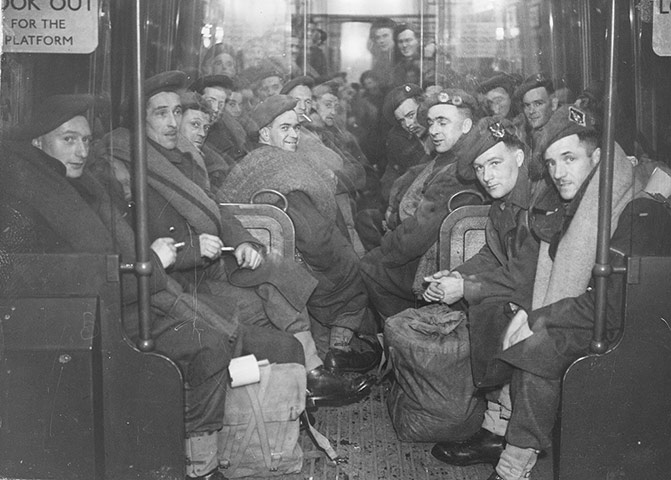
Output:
[488, 121, 506, 139]
[404, 85, 411, 92]
[568, 106, 587, 127]
[438, 91, 463, 106]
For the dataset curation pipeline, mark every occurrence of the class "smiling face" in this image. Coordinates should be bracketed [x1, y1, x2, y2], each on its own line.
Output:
[544, 133, 600, 200]
[33, 115, 92, 178]
[427, 104, 472, 153]
[397, 29, 419, 58]
[394, 98, 421, 136]
[260, 109, 301, 152]
[472, 141, 524, 199]
[179, 108, 211, 149]
[146, 91, 183, 150]
[523, 86, 555, 129]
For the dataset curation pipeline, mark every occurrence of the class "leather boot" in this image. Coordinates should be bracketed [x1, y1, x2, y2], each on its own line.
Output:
[306, 366, 374, 407]
[431, 428, 505, 466]
[325, 333, 383, 373]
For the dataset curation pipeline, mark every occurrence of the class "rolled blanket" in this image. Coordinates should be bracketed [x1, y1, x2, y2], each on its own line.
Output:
[220, 145, 338, 222]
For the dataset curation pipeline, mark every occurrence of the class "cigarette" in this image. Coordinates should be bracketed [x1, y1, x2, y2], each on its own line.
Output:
[221, 246, 235, 252]
[302, 114, 312, 123]
[174, 241, 185, 249]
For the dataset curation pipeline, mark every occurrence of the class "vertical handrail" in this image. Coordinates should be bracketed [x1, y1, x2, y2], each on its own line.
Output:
[591, 0, 618, 354]
[132, 0, 155, 352]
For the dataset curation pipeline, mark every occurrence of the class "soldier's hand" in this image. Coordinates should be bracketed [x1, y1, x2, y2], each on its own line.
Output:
[199, 233, 224, 260]
[235, 242, 263, 270]
[151, 237, 177, 269]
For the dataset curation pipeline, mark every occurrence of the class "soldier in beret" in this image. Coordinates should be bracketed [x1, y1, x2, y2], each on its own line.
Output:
[479, 105, 671, 479]
[361, 89, 484, 318]
[478, 72, 522, 121]
[190, 74, 249, 164]
[0, 93, 305, 480]
[514, 73, 558, 171]
[379, 83, 430, 201]
[221, 95, 382, 376]
[420, 117, 542, 469]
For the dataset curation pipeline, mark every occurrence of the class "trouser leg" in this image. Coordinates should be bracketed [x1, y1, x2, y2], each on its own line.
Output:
[506, 369, 560, 451]
[481, 385, 512, 437]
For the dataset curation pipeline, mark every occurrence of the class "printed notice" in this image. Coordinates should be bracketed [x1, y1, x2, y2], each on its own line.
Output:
[654, 0, 671, 56]
[2, 0, 99, 54]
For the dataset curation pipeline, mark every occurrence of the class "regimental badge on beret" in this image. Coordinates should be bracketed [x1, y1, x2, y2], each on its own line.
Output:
[568, 105, 586, 127]
[437, 91, 462, 106]
[488, 121, 506, 139]
[404, 84, 412, 93]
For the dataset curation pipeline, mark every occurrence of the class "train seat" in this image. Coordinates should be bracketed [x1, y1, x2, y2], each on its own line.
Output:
[438, 205, 491, 271]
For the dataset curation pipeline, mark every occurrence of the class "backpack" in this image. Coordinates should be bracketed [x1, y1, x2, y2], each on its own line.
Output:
[385, 304, 485, 442]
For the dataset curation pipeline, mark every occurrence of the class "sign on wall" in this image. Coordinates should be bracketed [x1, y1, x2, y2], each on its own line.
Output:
[653, 0, 671, 56]
[2, 0, 99, 54]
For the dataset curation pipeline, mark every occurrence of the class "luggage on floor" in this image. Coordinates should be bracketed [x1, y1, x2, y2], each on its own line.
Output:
[385, 304, 485, 442]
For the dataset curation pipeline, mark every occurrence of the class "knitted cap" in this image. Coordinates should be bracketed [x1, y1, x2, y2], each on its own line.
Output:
[145, 70, 188, 100]
[251, 94, 298, 130]
[9, 94, 95, 141]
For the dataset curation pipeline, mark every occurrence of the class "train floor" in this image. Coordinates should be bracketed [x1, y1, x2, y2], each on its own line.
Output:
[248, 379, 556, 480]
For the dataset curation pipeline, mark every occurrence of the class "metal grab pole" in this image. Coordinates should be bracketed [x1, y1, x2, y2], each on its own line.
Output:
[132, 0, 155, 352]
[591, 0, 618, 354]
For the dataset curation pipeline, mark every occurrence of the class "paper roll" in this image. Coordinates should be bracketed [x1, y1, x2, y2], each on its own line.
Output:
[229, 354, 260, 387]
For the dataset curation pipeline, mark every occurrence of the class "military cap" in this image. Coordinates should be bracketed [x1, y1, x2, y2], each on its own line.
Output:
[189, 74, 234, 94]
[478, 72, 522, 96]
[250, 94, 298, 130]
[457, 116, 524, 181]
[382, 83, 423, 125]
[425, 88, 478, 112]
[534, 104, 598, 159]
[312, 80, 340, 99]
[180, 91, 213, 115]
[280, 75, 316, 95]
[9, 94, 95, 141]
[145, 70, 188, 100]
[513, 72, 554, 101]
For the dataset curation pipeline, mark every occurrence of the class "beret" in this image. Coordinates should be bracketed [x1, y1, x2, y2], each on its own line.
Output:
[250, 94, 298, 130]
[280, 75, 315, 95]
[180, 91, 212, 114]
[457, 116, 523, 181]
[382, 83, 423, 125]
[145, 70, 188, 100]
[240, 63, 286, 86]
[513, 72, 554, 101]
[478, 72, 522, 96]
[534, 104, 598, 160]
[425, 88, 478, 112]
[312, 81, 340, 99]
[189, 74, 234, 93]
[9, 94, 95, 141]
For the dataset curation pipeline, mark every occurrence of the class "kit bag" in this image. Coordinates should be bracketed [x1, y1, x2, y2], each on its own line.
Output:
[217, 362, 305, 478]
[385, 304, 485, 442]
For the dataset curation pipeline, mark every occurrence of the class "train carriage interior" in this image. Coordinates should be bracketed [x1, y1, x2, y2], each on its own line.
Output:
[2, 1, 671, 479]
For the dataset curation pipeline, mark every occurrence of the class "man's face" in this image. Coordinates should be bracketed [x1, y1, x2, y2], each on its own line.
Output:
[146, 91, 183, 150]
[225, 91, 243, 118]
[180, 109, 211, 149]
[290, 37, 301, 61]
[427, 104, 472, 153]
[486, 87, 512, 118]
[545, 134, 600, 200]
[362, 77, 379, 94]
[211, 52, 236, 77]
[314, 93, 339, 127]
[394, 98, 421, 136]
[33, 115, 91, 178]
[202, 86, 228, 121]
[374, 27, 394, 51]
[523, 86, 554, 130]
[261, 109, 300, 152]
[289, 85, 313, 121]
[258, 76, 283, 101]
[397, 29, 419, 58]
[472, 141, 524, 199]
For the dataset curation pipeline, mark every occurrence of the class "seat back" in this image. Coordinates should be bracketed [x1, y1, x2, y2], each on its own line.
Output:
[220, 203, 295, 259]
[438, 205, 491, 271]
[0, 254, 185, 480]
[559, 255, 671, 479]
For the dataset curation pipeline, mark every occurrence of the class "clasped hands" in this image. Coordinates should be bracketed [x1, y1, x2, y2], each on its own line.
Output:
[422, 269, 464, 305]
